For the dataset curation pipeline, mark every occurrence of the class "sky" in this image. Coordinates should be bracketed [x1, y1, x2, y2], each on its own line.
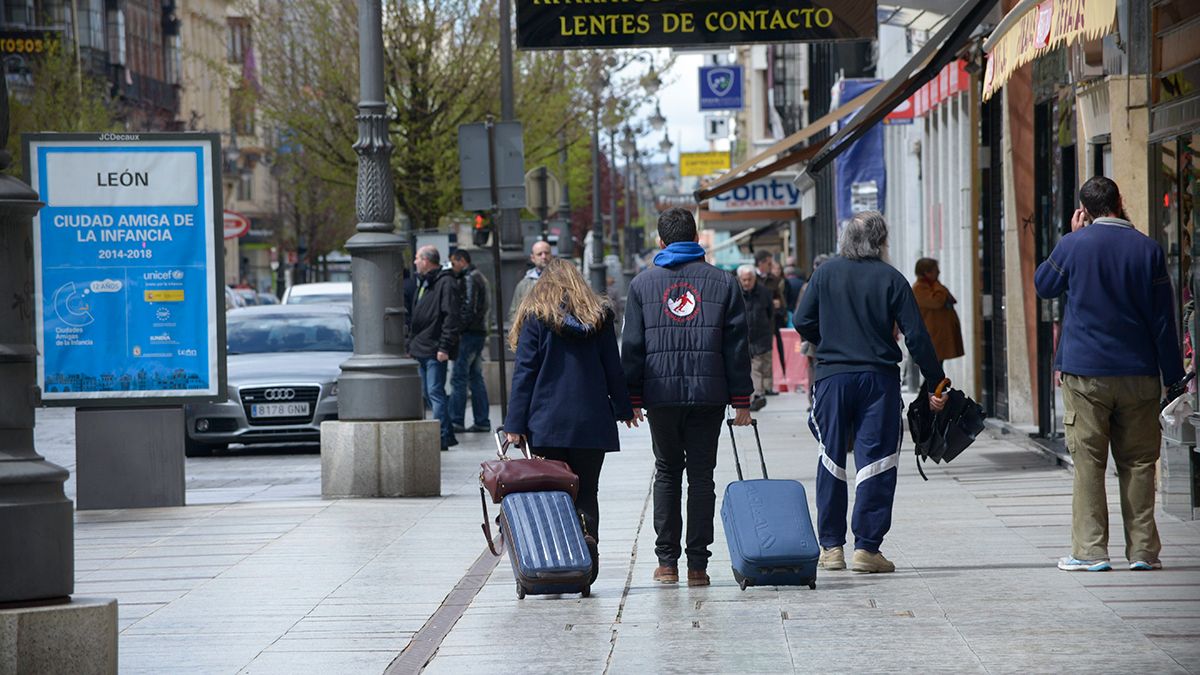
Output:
[623, 50, 734, 162]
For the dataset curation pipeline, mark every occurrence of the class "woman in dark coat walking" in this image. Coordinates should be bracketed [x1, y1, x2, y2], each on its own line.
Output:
[504, 258, 636, 579]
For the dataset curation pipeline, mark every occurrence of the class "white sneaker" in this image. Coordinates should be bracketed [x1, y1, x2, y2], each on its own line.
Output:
[818, 546, 845, 570]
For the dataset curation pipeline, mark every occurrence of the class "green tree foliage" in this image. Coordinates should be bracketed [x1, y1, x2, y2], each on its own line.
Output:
[248, 0, 652, 237]
[5, 42, 120, 178]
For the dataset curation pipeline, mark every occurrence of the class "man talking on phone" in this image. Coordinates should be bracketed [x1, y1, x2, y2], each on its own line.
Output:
[1035, 176, 1184, 573]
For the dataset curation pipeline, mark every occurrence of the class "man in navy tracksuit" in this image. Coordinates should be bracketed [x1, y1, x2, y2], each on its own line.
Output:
[795, 211, 946, 573]
[622, 207, 754, 587]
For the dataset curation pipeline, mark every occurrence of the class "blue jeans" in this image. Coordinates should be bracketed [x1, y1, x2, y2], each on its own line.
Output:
[417, 357, 454, 446]
[449, 332, 490, 429]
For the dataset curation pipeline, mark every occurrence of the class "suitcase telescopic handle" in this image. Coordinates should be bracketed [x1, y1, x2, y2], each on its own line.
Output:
[726, 418, 768, 480]
[494, 426, 531, 459]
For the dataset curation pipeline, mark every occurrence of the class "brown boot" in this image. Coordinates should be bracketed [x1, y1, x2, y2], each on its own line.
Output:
[653, 565, 678, 584]
[686, 569, 710, 587]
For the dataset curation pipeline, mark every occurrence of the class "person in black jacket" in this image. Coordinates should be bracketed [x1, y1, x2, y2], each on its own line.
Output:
[448, 249, 490, 433]
[505, 258, 635, 582]
[794, 211, 946, 574]
[622, 207, 754, 588]
[737, 264, 774, 411]
[407, 245, 464, 450]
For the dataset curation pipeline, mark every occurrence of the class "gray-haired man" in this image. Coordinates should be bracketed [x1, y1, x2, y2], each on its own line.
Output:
[794, 211, 946, 573]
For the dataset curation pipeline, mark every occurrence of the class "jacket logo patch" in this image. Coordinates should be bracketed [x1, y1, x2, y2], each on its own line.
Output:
[663, 282, 701, 322]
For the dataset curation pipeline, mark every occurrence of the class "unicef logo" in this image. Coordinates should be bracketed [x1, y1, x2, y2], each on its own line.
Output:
[171, 270, 184, 280]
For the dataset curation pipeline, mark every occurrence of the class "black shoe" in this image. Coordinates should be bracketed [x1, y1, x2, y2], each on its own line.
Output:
[452, 424, 467, 434]
[749, 396, 767, 411]
[764, 389, 779, 396]
[467, 424, 491, 433]
[585, 535, 599, 584]
[442, 437, 459, 451]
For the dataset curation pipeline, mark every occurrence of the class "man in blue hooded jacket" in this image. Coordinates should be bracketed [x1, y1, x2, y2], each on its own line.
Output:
[622, 207, 754, 587]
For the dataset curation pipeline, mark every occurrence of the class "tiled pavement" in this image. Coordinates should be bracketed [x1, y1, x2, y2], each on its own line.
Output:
[33, 393, 1200, 673]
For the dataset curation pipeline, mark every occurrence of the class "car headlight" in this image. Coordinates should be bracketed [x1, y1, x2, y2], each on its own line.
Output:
[329, 382, 338, 398]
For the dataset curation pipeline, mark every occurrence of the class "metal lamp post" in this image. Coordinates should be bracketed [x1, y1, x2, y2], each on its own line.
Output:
[589, 63, 609, 294]
[0, 72, 73, 605]
[337, 0, 421, 422]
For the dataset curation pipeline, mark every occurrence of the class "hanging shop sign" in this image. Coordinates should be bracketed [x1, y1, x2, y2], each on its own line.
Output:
[22, 133, 226, 406]
[680, 151, 732, 177]
[913, 60, 970, 117]
[709, 175, 802, 212]
[516, 0, 877, 50]
[982, 0, 1116, 101]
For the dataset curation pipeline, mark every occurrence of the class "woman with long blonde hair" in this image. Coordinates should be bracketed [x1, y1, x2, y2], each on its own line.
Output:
[504, 258, 636, 582]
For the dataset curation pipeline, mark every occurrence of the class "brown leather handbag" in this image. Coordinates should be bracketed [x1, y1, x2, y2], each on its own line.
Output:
[479, 428, 579, 555]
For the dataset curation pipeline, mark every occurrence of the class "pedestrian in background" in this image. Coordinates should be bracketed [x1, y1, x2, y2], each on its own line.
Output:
[623, 207, 754, 587]
[795, 211, 946, 574]
[737, 264, 774, 411]
[505, 258, 635, 582]
[783, 264, 805, 327]
[1035, 176, 1184, 573]
[797, 253, 830, 411]
[507, 240, 552, 325]
[449, 249, 490, 434]
[407, 245, 463, 451]
[754, 250, 785, 395]
[912, 258, 964, 367]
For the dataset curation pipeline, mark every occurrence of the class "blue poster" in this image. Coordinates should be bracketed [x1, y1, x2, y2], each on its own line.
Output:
[699, 65, 743, 111]
[833, 79, 887, 227]
[25, 134, 223, 403]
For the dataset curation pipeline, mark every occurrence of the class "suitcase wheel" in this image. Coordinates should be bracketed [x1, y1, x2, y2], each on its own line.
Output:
[580, 586, 591, 599]
[808, 581, 817, 590]
[516, 584, 526, 600]
[732, 567, 748, 591]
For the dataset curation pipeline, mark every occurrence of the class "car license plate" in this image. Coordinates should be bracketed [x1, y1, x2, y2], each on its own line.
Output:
[251, 402, 310, 418]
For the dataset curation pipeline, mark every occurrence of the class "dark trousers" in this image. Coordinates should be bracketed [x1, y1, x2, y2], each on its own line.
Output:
[535, 447, 606, 541]
[807, 372, 902, 553]
[647, 405, 724, 570]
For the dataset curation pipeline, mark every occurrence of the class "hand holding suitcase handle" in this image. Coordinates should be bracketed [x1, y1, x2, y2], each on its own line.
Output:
[726, 418, 769, 481]
[495, 426, 531, 460]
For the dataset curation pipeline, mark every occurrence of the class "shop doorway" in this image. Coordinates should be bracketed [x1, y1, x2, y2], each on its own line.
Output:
[1033, 99, 1075, 440]
[980, 95, 1007, 419]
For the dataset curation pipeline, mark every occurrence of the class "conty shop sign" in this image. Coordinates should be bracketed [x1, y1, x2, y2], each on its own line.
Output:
[709, 176, 802, 212]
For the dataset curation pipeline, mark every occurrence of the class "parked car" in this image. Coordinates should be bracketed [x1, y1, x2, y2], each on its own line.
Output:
[183, 304, 352, 456]
[225, 286, 247, 310]
[232, 288, 260, 306]
[257, 292, 279, 305]
[282, 281, 352, 305]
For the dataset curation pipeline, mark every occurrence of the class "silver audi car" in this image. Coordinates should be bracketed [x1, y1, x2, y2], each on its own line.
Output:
[183, 304, 352, 456]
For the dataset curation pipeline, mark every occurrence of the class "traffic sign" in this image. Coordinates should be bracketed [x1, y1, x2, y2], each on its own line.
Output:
[223, 210, 250, 239]
[524, 167, 561, 215]
[458, 122, 526, 212]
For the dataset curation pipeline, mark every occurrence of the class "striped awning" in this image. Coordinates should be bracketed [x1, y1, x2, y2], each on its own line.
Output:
[981, 0, 1117, 101]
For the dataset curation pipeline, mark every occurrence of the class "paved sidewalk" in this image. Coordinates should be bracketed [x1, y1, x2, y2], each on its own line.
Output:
[38, 393, 1200, 673]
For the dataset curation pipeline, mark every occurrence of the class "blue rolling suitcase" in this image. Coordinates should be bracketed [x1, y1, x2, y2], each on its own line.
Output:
[720, 419, 820, 590]
[500, 491, 592, 599]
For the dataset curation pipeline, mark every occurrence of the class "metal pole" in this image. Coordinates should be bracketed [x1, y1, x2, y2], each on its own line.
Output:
[0, 63, 73, 604]
[497, 0, 520, 251]
[608, 127, 618, 260]
[590, 102, 605, 294]
[537, 165, 549, 240]
[558, 129, 571, 250]
[486, 119, 509, 420]
[338, 0, 421, 422]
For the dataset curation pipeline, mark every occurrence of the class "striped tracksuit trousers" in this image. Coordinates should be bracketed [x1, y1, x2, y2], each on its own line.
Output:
[807, 371, 903, 553]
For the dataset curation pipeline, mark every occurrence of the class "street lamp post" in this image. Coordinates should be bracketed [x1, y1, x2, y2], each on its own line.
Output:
[590, 98, 606, 294]
[336, 0, 421, 423]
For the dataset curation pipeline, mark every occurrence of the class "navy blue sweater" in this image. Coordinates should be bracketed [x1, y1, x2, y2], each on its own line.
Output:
[795, 256, 944, 385]
[505, 314, 634, 452]
[1034, 217, 1183, 384]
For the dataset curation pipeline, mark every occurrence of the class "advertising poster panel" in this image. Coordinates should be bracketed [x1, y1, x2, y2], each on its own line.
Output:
[23, 133, 225, 405]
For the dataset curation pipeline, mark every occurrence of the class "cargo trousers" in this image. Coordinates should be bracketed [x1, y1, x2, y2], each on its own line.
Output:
[1061, 374, 1162, 563]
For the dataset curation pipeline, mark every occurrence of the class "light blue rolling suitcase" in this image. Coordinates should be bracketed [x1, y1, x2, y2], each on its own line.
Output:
[720, 419, 820, 590]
